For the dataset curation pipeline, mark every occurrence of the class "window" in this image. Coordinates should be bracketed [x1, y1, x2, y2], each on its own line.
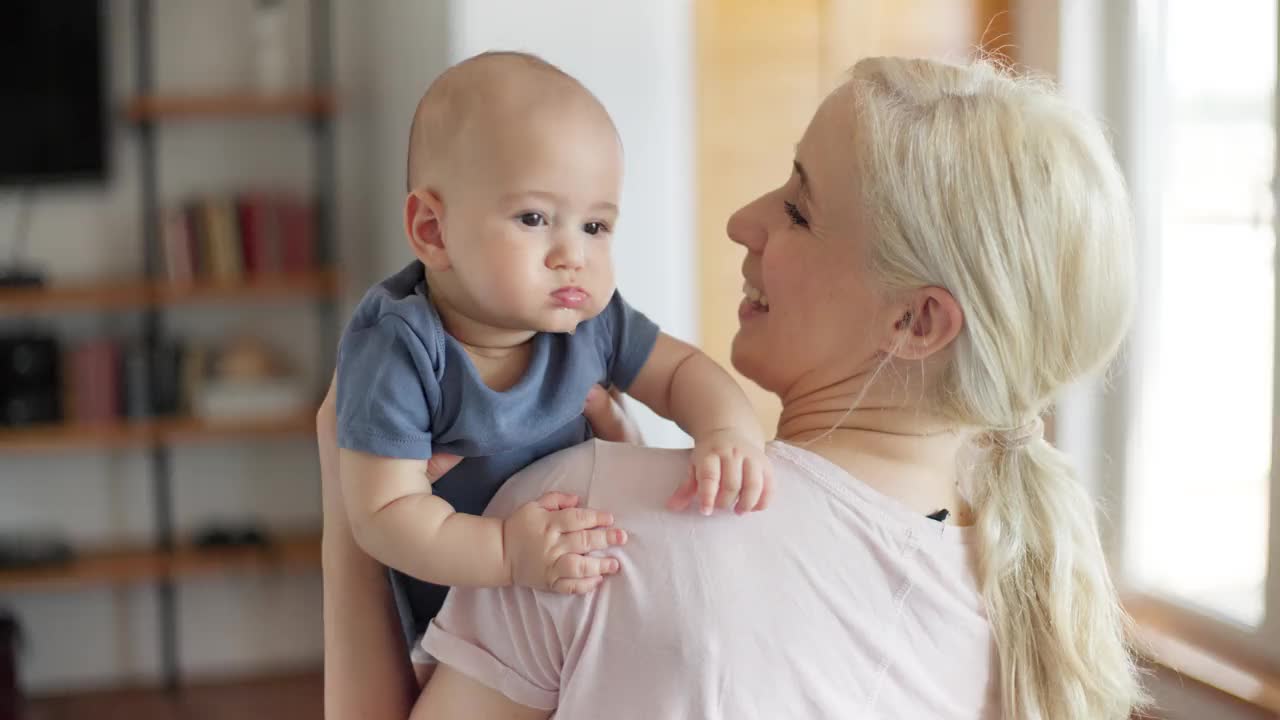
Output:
[1125, 0, 1277, 629]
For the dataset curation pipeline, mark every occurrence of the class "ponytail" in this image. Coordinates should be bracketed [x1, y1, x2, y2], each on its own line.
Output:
[970, 430, 1146, 719]
[847, 56, 1148, 718]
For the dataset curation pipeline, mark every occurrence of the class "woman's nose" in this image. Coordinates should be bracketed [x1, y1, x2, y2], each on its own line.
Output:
[727, 194, 769, 254]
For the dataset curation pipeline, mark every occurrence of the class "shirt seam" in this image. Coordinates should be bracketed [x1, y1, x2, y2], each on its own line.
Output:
[862, 527, 924, 714]
[341, 427, 432, 446]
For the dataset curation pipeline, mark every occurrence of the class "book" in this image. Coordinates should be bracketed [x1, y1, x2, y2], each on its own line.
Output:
[279, 197, 315, 271]
[186, 201, 209, 279]
[179, 344, 209, 416]
[237, 195, 262, 275]
[205, 197, 242, 280]
[68, 340, 121, 423]
[120, 342, 151, 419]
[161, 208, 193, 282]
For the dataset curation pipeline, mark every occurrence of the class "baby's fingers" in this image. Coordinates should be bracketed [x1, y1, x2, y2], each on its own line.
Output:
[552, 507, 615, 533]
[735, 456, 765, 515]
[557, 527, 628, 556]
[666, 466, 698, 512]
[535, 492, 581, 512]
[549, 553, 621, 594]
[715, 455, 743, 511]
[696, 454, 721, 516]
[755, 460, 776, 511]
[550, 576, 606, 595]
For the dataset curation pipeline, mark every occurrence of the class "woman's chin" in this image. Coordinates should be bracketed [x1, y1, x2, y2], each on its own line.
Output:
[729, 334, 759, 380]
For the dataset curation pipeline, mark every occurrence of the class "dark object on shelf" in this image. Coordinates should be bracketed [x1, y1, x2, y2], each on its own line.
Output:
[0, 608, 21, 720]
[1, 1, 108, 186]
[192, 524, 271, 550]
[0, 269, 43, 289]
[0, 533, 74, 570]
[0, 334, 61, 427]
[122, 341, 182, 418]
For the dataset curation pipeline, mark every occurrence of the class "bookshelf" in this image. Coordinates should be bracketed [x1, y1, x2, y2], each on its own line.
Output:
[125, 92, 335, 122]
[0, 269, 337, 315]
[0, 411, 319, 454]
[0, 534, 321, 594]
[0, 0, 337, 693]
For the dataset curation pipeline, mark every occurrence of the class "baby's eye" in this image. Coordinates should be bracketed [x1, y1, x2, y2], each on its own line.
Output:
[583, 221, 609, 236]
[518, 212, 547, 227]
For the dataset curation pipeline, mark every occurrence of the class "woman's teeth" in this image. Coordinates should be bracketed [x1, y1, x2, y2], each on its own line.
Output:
[742, 281, 769, 309]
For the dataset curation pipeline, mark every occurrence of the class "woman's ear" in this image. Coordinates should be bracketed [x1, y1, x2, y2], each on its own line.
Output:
[404, 189, 449, 271]
[882, 287, 964, 360]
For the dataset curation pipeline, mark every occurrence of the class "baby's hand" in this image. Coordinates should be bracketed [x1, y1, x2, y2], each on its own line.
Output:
[669, 429, 773, 516]
[503, 492, 628, 594]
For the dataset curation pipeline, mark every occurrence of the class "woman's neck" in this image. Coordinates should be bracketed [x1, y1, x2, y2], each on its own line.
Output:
[776, 379, 975, 525]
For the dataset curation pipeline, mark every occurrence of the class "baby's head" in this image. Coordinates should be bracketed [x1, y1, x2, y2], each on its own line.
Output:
[403, 52, 623, 336]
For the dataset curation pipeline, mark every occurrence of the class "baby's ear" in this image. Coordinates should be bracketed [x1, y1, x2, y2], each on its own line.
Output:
[404, 189, 449, 270]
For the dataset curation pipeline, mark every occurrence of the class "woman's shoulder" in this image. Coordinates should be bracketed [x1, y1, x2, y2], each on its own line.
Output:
[484, 440, 690, 519]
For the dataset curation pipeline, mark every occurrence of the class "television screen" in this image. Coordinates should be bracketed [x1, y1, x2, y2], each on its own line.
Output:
[0, 1, 107, 185]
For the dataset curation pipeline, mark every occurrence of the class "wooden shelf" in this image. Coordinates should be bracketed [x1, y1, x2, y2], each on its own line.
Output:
[0, 411, 318, 454]
[0, 533, 320, 594]
[125, 92, 335, 122]
[155, 269, 338, 304]
[157, 412, 320, 445]
[0, 268, 338, 315]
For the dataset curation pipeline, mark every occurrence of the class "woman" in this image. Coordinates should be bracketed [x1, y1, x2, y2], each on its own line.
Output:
[322, 56, 1146, 719]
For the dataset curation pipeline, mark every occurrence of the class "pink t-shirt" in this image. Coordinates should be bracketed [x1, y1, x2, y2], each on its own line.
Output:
[423, 440, 1000, 719]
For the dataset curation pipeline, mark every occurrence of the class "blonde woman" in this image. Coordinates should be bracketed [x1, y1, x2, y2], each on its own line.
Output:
[321, 57, 1146, 719]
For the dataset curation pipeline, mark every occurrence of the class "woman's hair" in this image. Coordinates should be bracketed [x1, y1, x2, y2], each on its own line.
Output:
[847, 57, 1145, 719]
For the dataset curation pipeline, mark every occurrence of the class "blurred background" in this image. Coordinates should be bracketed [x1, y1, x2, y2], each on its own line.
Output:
[0, 1, 1275, 718]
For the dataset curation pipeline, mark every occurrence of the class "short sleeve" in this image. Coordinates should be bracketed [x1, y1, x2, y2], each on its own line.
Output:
[599, 291, 660, 391]
[336, 314, 436, 459]
[420, 441, 599, 710]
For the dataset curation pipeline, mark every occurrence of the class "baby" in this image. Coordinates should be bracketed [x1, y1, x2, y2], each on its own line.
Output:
[336, 52, 770, 662]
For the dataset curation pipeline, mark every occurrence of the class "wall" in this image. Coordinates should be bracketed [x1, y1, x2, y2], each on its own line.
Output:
[449, 0, 695, 448]
[695, 0, 989, 434]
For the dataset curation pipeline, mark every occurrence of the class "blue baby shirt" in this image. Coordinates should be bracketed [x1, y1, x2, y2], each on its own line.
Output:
[335, 261, 660, 642]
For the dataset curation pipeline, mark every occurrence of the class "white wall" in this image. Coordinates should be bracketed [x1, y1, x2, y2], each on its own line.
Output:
[449, 0, 695, 448]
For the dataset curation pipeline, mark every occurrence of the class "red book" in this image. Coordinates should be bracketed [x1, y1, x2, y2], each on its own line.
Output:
[237, 196, 260, 275]
[280, 197, 316, 271]
[96, 340, 121, 421]
[69, 340, 120, 422]
[67, 344, 93, 422]
[184, 202, 205, 278]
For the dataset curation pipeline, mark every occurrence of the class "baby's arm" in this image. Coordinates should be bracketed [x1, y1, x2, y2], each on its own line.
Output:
[340, 450, 506, 586]
[340, 450, 624, 592]
[627, 333, 772, 514]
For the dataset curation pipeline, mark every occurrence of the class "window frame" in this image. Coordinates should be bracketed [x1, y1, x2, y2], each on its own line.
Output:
[1051, 0, 1280, 664]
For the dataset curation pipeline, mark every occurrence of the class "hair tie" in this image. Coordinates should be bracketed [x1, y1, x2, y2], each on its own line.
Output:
[979, 416, 1044, 451]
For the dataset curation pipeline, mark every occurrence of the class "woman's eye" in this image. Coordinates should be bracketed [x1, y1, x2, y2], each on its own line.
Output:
[583, 222, 609, 236]
[518, 212, 547, 227]
[784, 201, 809, 228]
